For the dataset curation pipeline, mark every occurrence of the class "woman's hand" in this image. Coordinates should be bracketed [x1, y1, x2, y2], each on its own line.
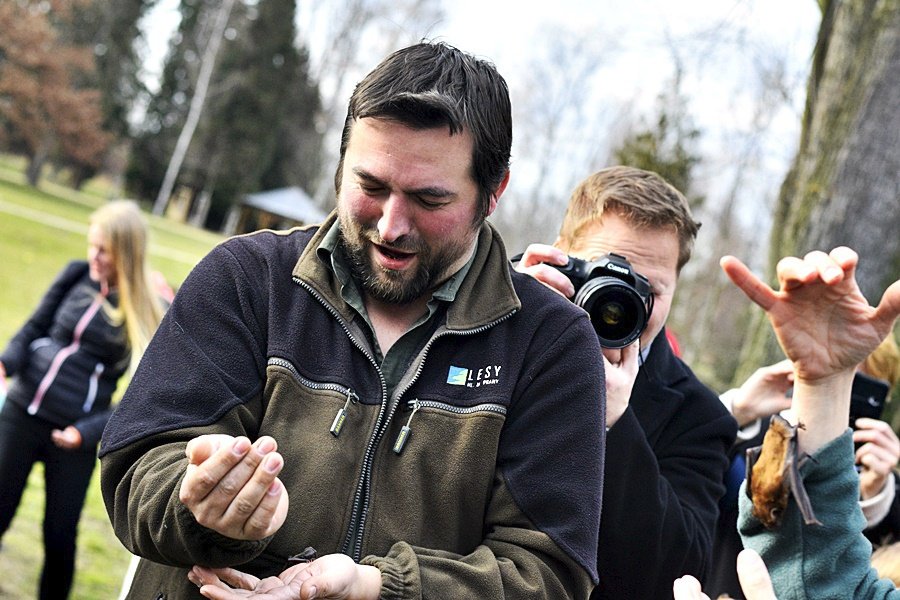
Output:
[721, 247, 900, 454]
[51, 425, 83, 450]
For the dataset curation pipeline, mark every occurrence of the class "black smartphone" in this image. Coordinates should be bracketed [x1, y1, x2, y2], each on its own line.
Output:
[849, 371, 890, 429]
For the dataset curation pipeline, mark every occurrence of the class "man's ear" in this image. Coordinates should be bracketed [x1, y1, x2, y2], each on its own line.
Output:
[485, 170, 511, 217]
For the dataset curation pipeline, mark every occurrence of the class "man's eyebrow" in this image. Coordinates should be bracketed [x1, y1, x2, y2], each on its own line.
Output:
[352, 167, 455, 199]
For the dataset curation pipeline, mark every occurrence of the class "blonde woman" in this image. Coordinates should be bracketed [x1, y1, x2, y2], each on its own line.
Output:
[0, 200, 164, 599]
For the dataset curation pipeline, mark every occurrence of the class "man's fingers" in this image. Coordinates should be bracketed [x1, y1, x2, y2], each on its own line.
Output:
[186, 434, 238, 465]
[517, 243, 568, 268]
[520, 264, 575, 298]
[720, 256, 778, 311]
[181, 437, 253, 505]
[211, 438, 278, 505]
[191, 565, 260, 591]
[874, 279, 900, 334]
[222, 461, 288, 539]
[736, 548, 777, 600]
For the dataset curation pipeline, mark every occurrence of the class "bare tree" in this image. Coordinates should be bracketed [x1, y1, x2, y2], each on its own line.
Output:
[152, 0, 236, 216]
[736, 0, 900, 382]
[492, 25, 620, 253]
[296, 0, 444, 208]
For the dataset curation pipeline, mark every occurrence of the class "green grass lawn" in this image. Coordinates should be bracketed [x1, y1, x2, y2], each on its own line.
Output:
[0, 155, 224, 598]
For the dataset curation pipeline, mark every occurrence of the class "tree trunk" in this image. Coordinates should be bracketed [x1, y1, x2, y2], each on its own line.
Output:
[153, 0, 236, 216]
[26, 142, 50, 187]
[735, 0, 900, 383]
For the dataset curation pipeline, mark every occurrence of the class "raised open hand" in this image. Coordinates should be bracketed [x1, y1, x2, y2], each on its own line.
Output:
[721, 247, 900, 382]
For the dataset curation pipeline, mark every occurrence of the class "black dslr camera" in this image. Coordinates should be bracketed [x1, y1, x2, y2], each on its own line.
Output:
[551, 253, 653, 348]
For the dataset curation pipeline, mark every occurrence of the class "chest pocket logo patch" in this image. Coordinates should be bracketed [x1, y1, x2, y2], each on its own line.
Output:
[446, 365, 502, 388]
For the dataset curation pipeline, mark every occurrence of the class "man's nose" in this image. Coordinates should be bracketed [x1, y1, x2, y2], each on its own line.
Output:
[377, 195, 412, 243]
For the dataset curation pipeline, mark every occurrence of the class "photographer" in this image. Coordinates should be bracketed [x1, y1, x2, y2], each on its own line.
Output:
[516, 166, 737, 599]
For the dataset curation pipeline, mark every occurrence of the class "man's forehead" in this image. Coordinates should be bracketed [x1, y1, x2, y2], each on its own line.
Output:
[570, 217, 679, 273]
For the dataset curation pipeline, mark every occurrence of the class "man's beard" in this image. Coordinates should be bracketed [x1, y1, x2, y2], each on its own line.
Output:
[338, 215, 473, 305]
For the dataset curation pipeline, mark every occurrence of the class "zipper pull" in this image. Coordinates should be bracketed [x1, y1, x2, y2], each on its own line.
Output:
[393, 399, 421, 454]
[330, 389, 357, 437]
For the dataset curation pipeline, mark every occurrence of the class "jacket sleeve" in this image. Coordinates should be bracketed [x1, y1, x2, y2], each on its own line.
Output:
[362, 314, 607, 600]
[596, 402, 735, 598]
[864, 473, 900, 545]
[73, 408, 113, 448]
[100, 243, 271, 568]
[739, 430, 899, 600]
[0, 261, 84, 375]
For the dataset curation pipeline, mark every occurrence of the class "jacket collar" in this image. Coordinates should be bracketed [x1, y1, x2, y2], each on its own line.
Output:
[631, 328, 690, 435]
[292, 211, 520, 331]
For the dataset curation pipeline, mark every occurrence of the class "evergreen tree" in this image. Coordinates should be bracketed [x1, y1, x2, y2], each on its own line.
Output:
[66, 0, 157, 139]
[127, 0, 323, 230]
[613, 83, 703, 210]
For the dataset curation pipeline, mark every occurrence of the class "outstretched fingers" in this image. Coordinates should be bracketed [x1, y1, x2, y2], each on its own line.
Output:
[720, 256, 778, 311]
[874, 279, 900, 335]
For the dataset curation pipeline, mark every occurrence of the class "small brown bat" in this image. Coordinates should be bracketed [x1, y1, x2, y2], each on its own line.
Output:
[746, 414, 822, 529]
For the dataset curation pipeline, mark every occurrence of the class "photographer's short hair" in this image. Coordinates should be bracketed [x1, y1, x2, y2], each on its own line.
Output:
[334, 41, 512, 222]
[557, 166, 700, 273]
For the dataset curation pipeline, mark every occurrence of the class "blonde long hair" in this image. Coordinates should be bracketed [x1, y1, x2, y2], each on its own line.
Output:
[90, 201, 165, 372]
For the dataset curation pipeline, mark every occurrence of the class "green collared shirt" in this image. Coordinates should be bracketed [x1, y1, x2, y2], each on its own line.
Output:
[317, 222, 475, 395]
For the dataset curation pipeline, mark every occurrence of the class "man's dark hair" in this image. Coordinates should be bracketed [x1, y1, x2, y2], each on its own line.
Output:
[334, 41, 512, 221]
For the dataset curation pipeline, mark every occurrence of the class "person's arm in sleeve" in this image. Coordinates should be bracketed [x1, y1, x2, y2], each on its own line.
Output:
[722, 247, 900, 600]
[0, 261, 84, 375]
[599, 398, 735, 595]
[100, 243, 277, 568]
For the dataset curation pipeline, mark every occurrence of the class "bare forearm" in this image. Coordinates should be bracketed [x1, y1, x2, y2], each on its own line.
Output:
[793, 371, 854, 455]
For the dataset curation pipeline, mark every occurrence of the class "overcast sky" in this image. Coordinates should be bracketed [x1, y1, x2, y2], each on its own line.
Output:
[139, 0, 822, 243]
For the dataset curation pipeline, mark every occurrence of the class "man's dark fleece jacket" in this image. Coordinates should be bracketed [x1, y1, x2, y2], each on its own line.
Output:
[99, 213, 607, 600]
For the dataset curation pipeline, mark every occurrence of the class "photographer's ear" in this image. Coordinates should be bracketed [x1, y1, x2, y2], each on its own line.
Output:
[554, 236, 571, 253]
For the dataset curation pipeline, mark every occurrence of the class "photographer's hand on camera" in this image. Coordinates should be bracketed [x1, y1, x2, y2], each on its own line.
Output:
[603, 342, 640, 427]
[513, 244, 575, 298]
[515, 244, 647, 427]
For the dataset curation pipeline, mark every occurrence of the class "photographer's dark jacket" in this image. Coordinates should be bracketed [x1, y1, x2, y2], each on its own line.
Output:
[99, 214, 607, 600]
[1, 260, 128, 446]
[593, 332, 737, 599]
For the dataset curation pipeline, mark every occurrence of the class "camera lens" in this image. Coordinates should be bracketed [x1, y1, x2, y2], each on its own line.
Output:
[599, 301, 625, 326]
[573, 277, 648, 348]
